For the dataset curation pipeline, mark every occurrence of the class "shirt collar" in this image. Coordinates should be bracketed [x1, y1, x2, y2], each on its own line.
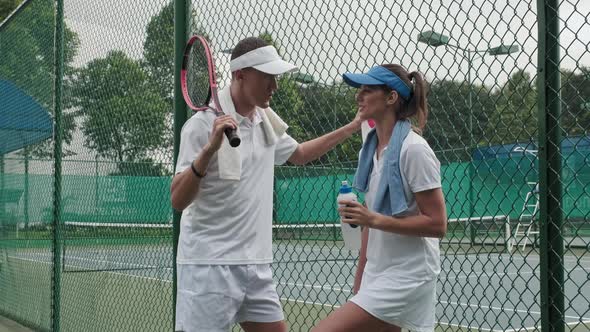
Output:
[234, 109, 263, 126]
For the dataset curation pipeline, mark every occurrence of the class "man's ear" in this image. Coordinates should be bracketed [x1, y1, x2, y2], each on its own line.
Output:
[233, 69, 246, 81]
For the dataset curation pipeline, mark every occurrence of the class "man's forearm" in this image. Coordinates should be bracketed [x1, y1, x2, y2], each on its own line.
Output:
[170, 144, 214, 211]
[291, 122, 358, 165]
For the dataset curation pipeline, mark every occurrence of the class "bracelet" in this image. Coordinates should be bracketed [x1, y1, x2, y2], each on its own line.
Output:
[190, 162, 205, 178]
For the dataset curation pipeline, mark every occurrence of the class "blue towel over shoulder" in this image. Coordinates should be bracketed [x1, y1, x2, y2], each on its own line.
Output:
[353, 119, 411, 216]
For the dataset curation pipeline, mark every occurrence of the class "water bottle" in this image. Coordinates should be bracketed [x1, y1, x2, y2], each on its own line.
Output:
[337, 180, 361, 250]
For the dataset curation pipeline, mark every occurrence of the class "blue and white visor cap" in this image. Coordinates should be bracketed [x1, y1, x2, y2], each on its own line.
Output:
[343, 66, 412, 100]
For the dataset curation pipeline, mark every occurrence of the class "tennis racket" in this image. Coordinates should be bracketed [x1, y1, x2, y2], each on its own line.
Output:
[181, 35, 241, 147]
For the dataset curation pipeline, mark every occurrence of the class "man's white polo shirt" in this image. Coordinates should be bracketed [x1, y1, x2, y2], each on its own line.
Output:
[175, 109, 298, 265]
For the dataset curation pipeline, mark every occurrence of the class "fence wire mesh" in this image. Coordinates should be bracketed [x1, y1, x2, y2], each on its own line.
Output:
[0, 0, 588, 331]
[1, 0, 56, 330]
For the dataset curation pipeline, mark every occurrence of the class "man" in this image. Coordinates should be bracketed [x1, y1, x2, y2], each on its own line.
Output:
[171, 36, 361, 332]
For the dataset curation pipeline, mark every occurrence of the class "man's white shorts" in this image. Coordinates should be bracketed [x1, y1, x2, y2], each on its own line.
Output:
[351, 272, 437, 332]
[175, 264, 284, 332]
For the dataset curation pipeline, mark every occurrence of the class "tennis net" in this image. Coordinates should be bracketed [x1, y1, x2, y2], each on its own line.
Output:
[443, 215, 512, 255]
[16, 216, 513, 273]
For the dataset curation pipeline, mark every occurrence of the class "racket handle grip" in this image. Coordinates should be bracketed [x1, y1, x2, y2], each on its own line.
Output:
[225, 128, 241, 147]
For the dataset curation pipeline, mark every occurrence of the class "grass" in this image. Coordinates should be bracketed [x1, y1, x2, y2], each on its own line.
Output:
[0, 251, 172, 332]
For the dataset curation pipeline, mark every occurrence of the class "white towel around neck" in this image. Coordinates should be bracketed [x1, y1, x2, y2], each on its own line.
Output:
[215, 87, 288, 180]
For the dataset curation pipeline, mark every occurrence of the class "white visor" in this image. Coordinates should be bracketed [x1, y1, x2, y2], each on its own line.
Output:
[229, 46, 298, 75]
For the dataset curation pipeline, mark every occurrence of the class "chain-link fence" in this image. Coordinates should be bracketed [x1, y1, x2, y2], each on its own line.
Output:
[1, 0, 174, 331]
[0, 0, 588, 331]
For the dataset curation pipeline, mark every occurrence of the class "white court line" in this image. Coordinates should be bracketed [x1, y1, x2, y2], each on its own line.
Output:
[279, 297, 590, 331]
[442, 265, 590, 281]
[15, 251, 172, 271]
[9, 255, 590, 328]
[504, 326, 538, 332]
[441, 253, 590, 272]
[7, 255, 172, 284]
[441, 269, 533, 281]
[439, 299, 589, 320]
[280, 297, 340, 308]
[279, 280, 589, 321]
[280, 282, 351, 293]
[275, 258, 356, 267]
[436, 321, 497, 331]
[504, 319, 590, 332]
[63, 255, 173, 271]
[13, 251, 588, 287]
[274, 244, 345, 254]
[15, 244, 172, 253]
[280, 249, 589, 265]
[441, 252, 590, 279]
[275, 245, 358, 258]
[280, 281, 590, 321]
[492, 254, 590, 264]
[280, 298, 583, 332]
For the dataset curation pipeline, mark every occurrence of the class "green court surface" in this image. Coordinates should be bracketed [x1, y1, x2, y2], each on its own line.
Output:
[1, 227, 589, 332]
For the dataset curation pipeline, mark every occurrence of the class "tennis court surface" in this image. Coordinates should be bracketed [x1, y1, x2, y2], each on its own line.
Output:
[1, 221, 588, 331]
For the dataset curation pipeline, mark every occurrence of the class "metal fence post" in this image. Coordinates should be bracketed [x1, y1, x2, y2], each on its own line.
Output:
[537, 0, 565, 331]
[173, 0, 189, 327]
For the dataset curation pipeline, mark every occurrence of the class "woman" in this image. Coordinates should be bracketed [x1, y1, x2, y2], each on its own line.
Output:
[312, 64, 447, 332]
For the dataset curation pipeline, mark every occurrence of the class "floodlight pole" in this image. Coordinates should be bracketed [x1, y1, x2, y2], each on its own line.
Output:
[417, 30, 519, 242]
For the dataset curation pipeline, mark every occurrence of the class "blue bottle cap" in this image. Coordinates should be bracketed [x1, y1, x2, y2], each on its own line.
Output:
[339, 180, 352, 194]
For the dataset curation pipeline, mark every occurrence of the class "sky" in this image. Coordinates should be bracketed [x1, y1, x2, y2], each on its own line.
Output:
[62, 0, 589, 86]
[197, 0, 589, 86]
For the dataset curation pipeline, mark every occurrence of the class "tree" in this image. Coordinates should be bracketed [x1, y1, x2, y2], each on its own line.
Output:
[561, 67, 590, 136]
[259, 31, 362, 167]
[0, 0, 80, 103]
[425, 79, 495, 162]
[143, 2, 210, 154]
[143, 1, 175, 106]
[257, 32, 356, 167]
[111, 158, 172, 176]
[143, 1, 209, 106]
[0, 0, 21, 22]
[296, 82, 360, 167]
[259, 31, 280, 51]
[254, 33, 307, 153]
[71, 51, 168, 175]
[0, 0, 80, 157]
[486, 70, 537, 145]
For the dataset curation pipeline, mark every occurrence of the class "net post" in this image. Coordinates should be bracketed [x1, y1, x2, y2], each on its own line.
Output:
[505, 216, 513, 253]
[468, 216, 475, 245]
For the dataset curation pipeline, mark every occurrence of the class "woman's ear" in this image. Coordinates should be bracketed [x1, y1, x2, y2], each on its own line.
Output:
[386, 90, 398, 105]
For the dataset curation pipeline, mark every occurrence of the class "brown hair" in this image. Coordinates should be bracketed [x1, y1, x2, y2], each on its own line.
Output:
[230, 37, 270, 60]
[381, 64, 429, 133]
